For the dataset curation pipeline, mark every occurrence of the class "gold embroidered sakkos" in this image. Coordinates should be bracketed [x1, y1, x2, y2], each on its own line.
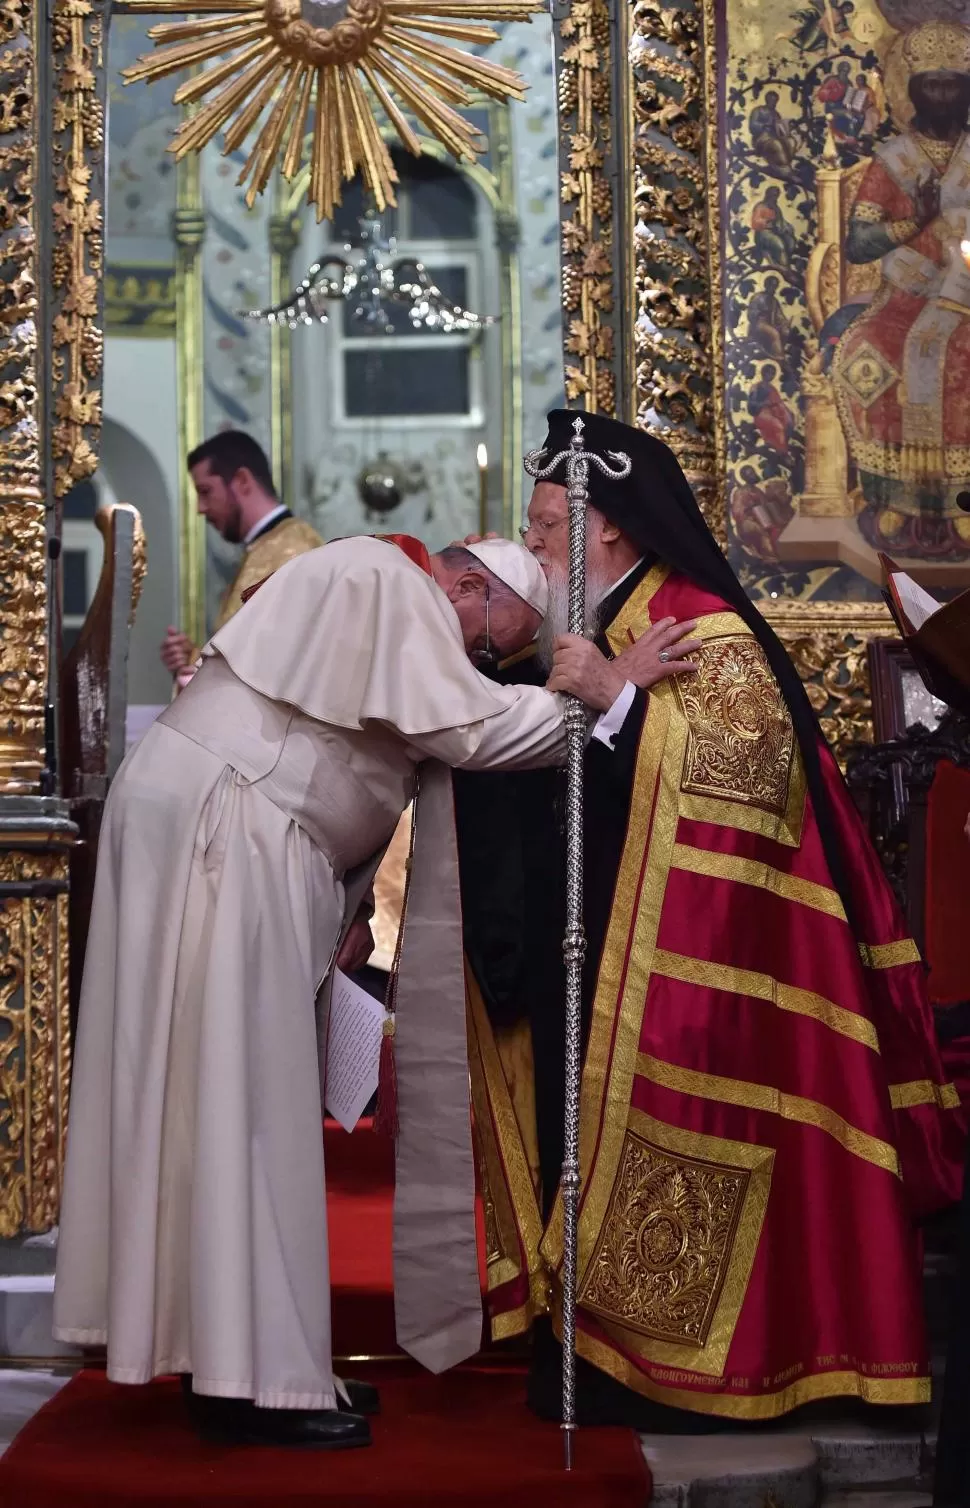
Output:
[676, 634, 795, 814]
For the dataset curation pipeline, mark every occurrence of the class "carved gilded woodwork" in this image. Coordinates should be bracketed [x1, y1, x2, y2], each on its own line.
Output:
[50, 0, 106, 502]
[0, 0, 46, 795]
[629, 0, 720, 537]
[557, 0, 620, 415]
[0, 835, 74, 1237]
[765, 600, 897, 764]
[0, 0, 91, 1238]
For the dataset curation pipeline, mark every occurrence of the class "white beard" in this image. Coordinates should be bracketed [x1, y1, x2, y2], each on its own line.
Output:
[535, 562, 614, 672]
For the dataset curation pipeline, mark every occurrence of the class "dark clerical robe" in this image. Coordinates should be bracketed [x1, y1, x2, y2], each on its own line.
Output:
[457, 558, 964, 1422]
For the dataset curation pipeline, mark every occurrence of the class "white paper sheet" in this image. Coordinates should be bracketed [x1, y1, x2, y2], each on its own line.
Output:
[891, 572, 941, 633]
[323, 968, 386, 1134]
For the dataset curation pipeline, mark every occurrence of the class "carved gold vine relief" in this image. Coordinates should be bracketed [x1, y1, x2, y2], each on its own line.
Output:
[768, 608, 896, 763]
[559, 0, 616, 414]
[0, 0, 39, 498]
[630, 0, 721, 537]
[0, 0, 47, 791]
[0, 854, 71, 1237]
[50, 0, 104, 500]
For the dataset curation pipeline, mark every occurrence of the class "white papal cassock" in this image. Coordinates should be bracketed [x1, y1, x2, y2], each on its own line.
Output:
[53, 537, 565, 1409]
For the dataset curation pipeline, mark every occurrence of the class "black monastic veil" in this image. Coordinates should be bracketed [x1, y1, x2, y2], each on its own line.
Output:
[538, 408, 859, 933]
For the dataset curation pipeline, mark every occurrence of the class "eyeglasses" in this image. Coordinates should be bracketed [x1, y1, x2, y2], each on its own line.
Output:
[518, 517, 568, 541]
[470, 581, 497, 667]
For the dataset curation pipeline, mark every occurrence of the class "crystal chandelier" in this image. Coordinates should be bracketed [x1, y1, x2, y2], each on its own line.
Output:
[247, 216, 494, 334]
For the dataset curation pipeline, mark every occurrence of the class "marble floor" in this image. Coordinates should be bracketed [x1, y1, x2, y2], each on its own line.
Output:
[0, 1367, 69, 1454]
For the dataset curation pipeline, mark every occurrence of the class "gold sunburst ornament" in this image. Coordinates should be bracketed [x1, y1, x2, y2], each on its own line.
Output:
[122, 0, 544, 221]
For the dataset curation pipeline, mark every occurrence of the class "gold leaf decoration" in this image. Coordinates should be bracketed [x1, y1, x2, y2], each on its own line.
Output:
[123, 0, 543, 220]
[557, 0, 615, 415]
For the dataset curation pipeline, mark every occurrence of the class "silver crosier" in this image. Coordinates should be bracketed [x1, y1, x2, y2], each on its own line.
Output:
[523, 416, 631, 1469]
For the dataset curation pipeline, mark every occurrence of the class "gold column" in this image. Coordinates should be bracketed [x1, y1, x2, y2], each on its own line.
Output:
[556, 0, 618, 415]
[0, 0, 47, 795]
[174, 148, 206, 648]
[268, 180, 301, 505]
[0, 0, 78, 1237]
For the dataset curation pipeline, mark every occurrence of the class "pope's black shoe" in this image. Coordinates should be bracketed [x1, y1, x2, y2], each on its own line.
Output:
[337, 1378, 380, 1416]
[180, 1379, 371, 1449]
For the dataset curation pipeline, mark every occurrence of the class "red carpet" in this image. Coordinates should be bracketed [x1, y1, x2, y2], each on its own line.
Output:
[0, 1117, 650, 1504]
[326, 1118, 399, 1358]
[0, 1363, 649, 1507]
[326, 1117, 488, 1357]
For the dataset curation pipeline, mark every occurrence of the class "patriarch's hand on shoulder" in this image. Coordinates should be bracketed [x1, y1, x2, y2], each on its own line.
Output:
[613, 618, 702, 689]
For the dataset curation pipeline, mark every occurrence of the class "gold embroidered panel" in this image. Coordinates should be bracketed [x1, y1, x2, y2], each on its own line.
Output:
[675, 634, 796, 814]
[579, 1111, 774, 1375]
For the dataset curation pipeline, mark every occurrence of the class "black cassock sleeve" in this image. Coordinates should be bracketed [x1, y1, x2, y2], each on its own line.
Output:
[453, 765, 530, 1028]
[454, 651, 556, 1028]
[584, 687, 648, 795]
[456, 682, 648, 1030]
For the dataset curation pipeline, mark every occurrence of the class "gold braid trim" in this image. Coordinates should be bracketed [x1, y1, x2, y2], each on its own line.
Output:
[636, 1053, 901, 1176]
[569, 1325, 930, 1417]
[889, 1079, 961, 1111]
[670, 843, 847, 921]
[650, 950, 880, 1052]
[858, 939, 921, 969]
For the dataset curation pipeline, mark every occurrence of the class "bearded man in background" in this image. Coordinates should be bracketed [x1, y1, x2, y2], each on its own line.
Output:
[160, 430, 321, 683]
[457, 409, 964, 1431]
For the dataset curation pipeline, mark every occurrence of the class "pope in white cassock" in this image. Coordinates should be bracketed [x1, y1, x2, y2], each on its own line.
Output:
[53, 532, 632, 1451]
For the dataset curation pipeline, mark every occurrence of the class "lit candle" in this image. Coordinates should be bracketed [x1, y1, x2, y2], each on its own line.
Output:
[962, 239, 970, 270]
[477, 443, 488, 537]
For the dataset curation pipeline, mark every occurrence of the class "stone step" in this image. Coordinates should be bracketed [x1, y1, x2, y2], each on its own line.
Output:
[642, 1435, 819, 1508]
[0, 1231, 58, 1278]
[0, 1368, 69, 1455]
[0, 1276, 78, 1360]
[642, 1418, 935, 1507]
[809, 1421, 931, 1491]
[822, 1496, 932, 1507]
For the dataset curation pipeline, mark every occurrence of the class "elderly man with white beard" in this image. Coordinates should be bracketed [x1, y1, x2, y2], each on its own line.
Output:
[457, 409, 963, 1437]
[454, 438, 702, 1255]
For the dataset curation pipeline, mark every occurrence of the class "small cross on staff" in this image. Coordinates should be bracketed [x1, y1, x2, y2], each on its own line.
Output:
[524, 415, 631, 1469]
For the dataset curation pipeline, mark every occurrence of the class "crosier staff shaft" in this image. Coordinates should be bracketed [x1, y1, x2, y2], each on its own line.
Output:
[523, 417, 631, 1470]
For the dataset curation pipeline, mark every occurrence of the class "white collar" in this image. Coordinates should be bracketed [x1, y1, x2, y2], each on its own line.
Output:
[244, 504, 288, 546]
[595, 557, 645, 607]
